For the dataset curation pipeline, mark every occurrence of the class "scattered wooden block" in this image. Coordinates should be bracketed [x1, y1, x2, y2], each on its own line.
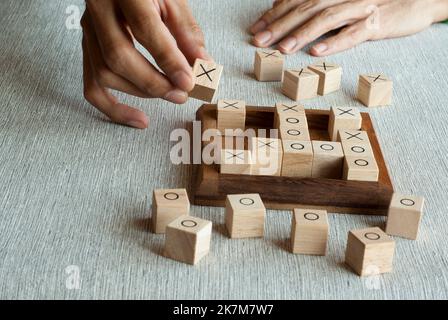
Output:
[345, 227, 395, 276]
[279, 126, 310, 141]
[217, 99, 246, 133]
[282, 68, 319, 101]
[189, 58, 223, 102]
[249, 137, 283, 176]
[290, 208, 329, 255]
[164, 215, 212, 265]
[151, 189, 190, 234]
[343, 156, 379, 182]
[254, 49, 284, 82]
[386, 193, 424, 240]
[341, 140, 374, 158]
[225, 193, 266, 238]
[311, 141, 344, 179]
[308, 62, 342, 95]
[281, 140, 313, 177]
[328, 106, 362, 141]
[337, 130, 370, 144]
[220, 149, 252, 175]
[358, 74, 393, 107]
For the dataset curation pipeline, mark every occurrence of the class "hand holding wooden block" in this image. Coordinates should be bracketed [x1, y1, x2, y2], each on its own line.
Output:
[281, 140, 313, 177]
[308, 62, 342, 95]
[225, 193, 266, 238]
[282, 68, 319, 101]
[189, 58, 223, 102]
[290, 209, 329, 255]
[311, 141, 344, 179]
[358, 74, 393, 107]
[151, 189, 190, 234]
[345, 227, 395, 276]
[164, 215, 212, 265]
[254, 50, 284, 82]
[386, 194, 424, 240]
[220, 149, 252, 175]
[328, 106, 362, 141]
[343, 156, 379, 182]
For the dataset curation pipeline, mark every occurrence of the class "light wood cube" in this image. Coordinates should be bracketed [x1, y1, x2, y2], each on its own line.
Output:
[358, 74, 393, 107]
[290, 209, 329, 255]
[151, 189, 190, 234]
[220, 149, 252, 175]
[345, 227, 395, 276]
[279, 126, 310, 141]
[338, 130, 370, 144]
[189, 58, 223, 102]
[311, 141, 344, 179]
[249, 137, 283, 176]
[164, 215, 212, 265]
[281, 140, 313, 177]
[343, 156, 379, 182]
[274, 102, 305, 128]
[217, 99, 246, 133]
[225, 193, 266, 238]
[275, 113, 308, 130]
[282, 68, 319, 101]
[328, 106, 362, 141]
[254, 49, 284, 82]
[341, 140, 374, 157]
[308, 62, 342, 95]
[386, 193, 425, 240]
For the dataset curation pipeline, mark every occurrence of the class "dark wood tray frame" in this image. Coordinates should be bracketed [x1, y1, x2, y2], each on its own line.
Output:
[190, 104, 394, 215]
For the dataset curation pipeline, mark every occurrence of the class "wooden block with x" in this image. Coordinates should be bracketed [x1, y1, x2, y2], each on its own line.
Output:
[220, 149, 252, 175]
[357, 74, 393, 107]
[254, 49, 284, 82]
[282, 67, 320, 101]
[217, 99, 246, 133]
[308, 61, 342, 95]
[189, 58, 223, 102]
[328, 106, 362, 141]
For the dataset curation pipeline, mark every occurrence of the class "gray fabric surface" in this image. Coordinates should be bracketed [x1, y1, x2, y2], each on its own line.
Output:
[1, 0, 448, 300]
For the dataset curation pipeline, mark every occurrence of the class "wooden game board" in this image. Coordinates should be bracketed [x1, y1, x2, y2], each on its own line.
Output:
[191, 104, 394, 215]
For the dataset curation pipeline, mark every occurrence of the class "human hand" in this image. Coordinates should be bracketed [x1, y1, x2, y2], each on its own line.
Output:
[250, 0, 448, 56]
[82, 0, 211, 129]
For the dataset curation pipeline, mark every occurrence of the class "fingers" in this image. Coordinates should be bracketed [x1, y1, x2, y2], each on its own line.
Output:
[253, 0, 347, 48]
[310, 19, 373, 56]
[82, 36, 149, 129]
[118, 0, 195, 92]
[86, 0, 187, 104]
[278, 1, 372, 54]
[250, 0, 306, 34]
[163, 0, 212, 65]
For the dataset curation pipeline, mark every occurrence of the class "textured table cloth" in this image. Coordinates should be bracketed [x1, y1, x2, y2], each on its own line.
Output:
[1, 0, 447, 300]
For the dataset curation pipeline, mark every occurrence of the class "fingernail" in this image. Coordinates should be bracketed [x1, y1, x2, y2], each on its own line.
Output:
[279, 37, 297, 52]
[172, 70, 193, 91]
[126, 120, 147, 129]
[254, 30, 272, 45]
[251, 20, 267, 34]
[313, 43, 328, 54]
[165, 89, 188, 104]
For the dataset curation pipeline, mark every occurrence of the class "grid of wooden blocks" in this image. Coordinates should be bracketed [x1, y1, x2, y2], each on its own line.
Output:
[216, 102, 379, 182]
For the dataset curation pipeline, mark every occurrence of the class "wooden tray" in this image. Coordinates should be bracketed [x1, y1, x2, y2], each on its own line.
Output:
[190, 104, 394, 215]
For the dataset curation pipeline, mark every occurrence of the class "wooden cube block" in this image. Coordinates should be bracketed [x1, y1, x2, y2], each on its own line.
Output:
[328, 106, 362, 141]
[343, 156, 379, 182]
[225, 193, 266, 238]
[249, 137, 283, 176]
[290, 209, 329, 255]
[311, 141, 344, 179]
[220, 149, 252, 175]
[281, 140, 313, 177]
[282, 68, 319, 101]
[337, 130, 370, 144]
[279, 126, 310, 141]
[254, 49, 284, 82]
[217, 99, 246, 132]
[358, 74, 393, 107]
[164, 215, 212, 265]
[274, 102, 306, 128]
[151, 189, 190, 234]
[345, 227, 395, 276]
[341, 140, 374, 157]
[308, 62, 342, 95]
[275, 113, 308, 130]
[189, 58, 223, 102]
[386, 193, 425, 240]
